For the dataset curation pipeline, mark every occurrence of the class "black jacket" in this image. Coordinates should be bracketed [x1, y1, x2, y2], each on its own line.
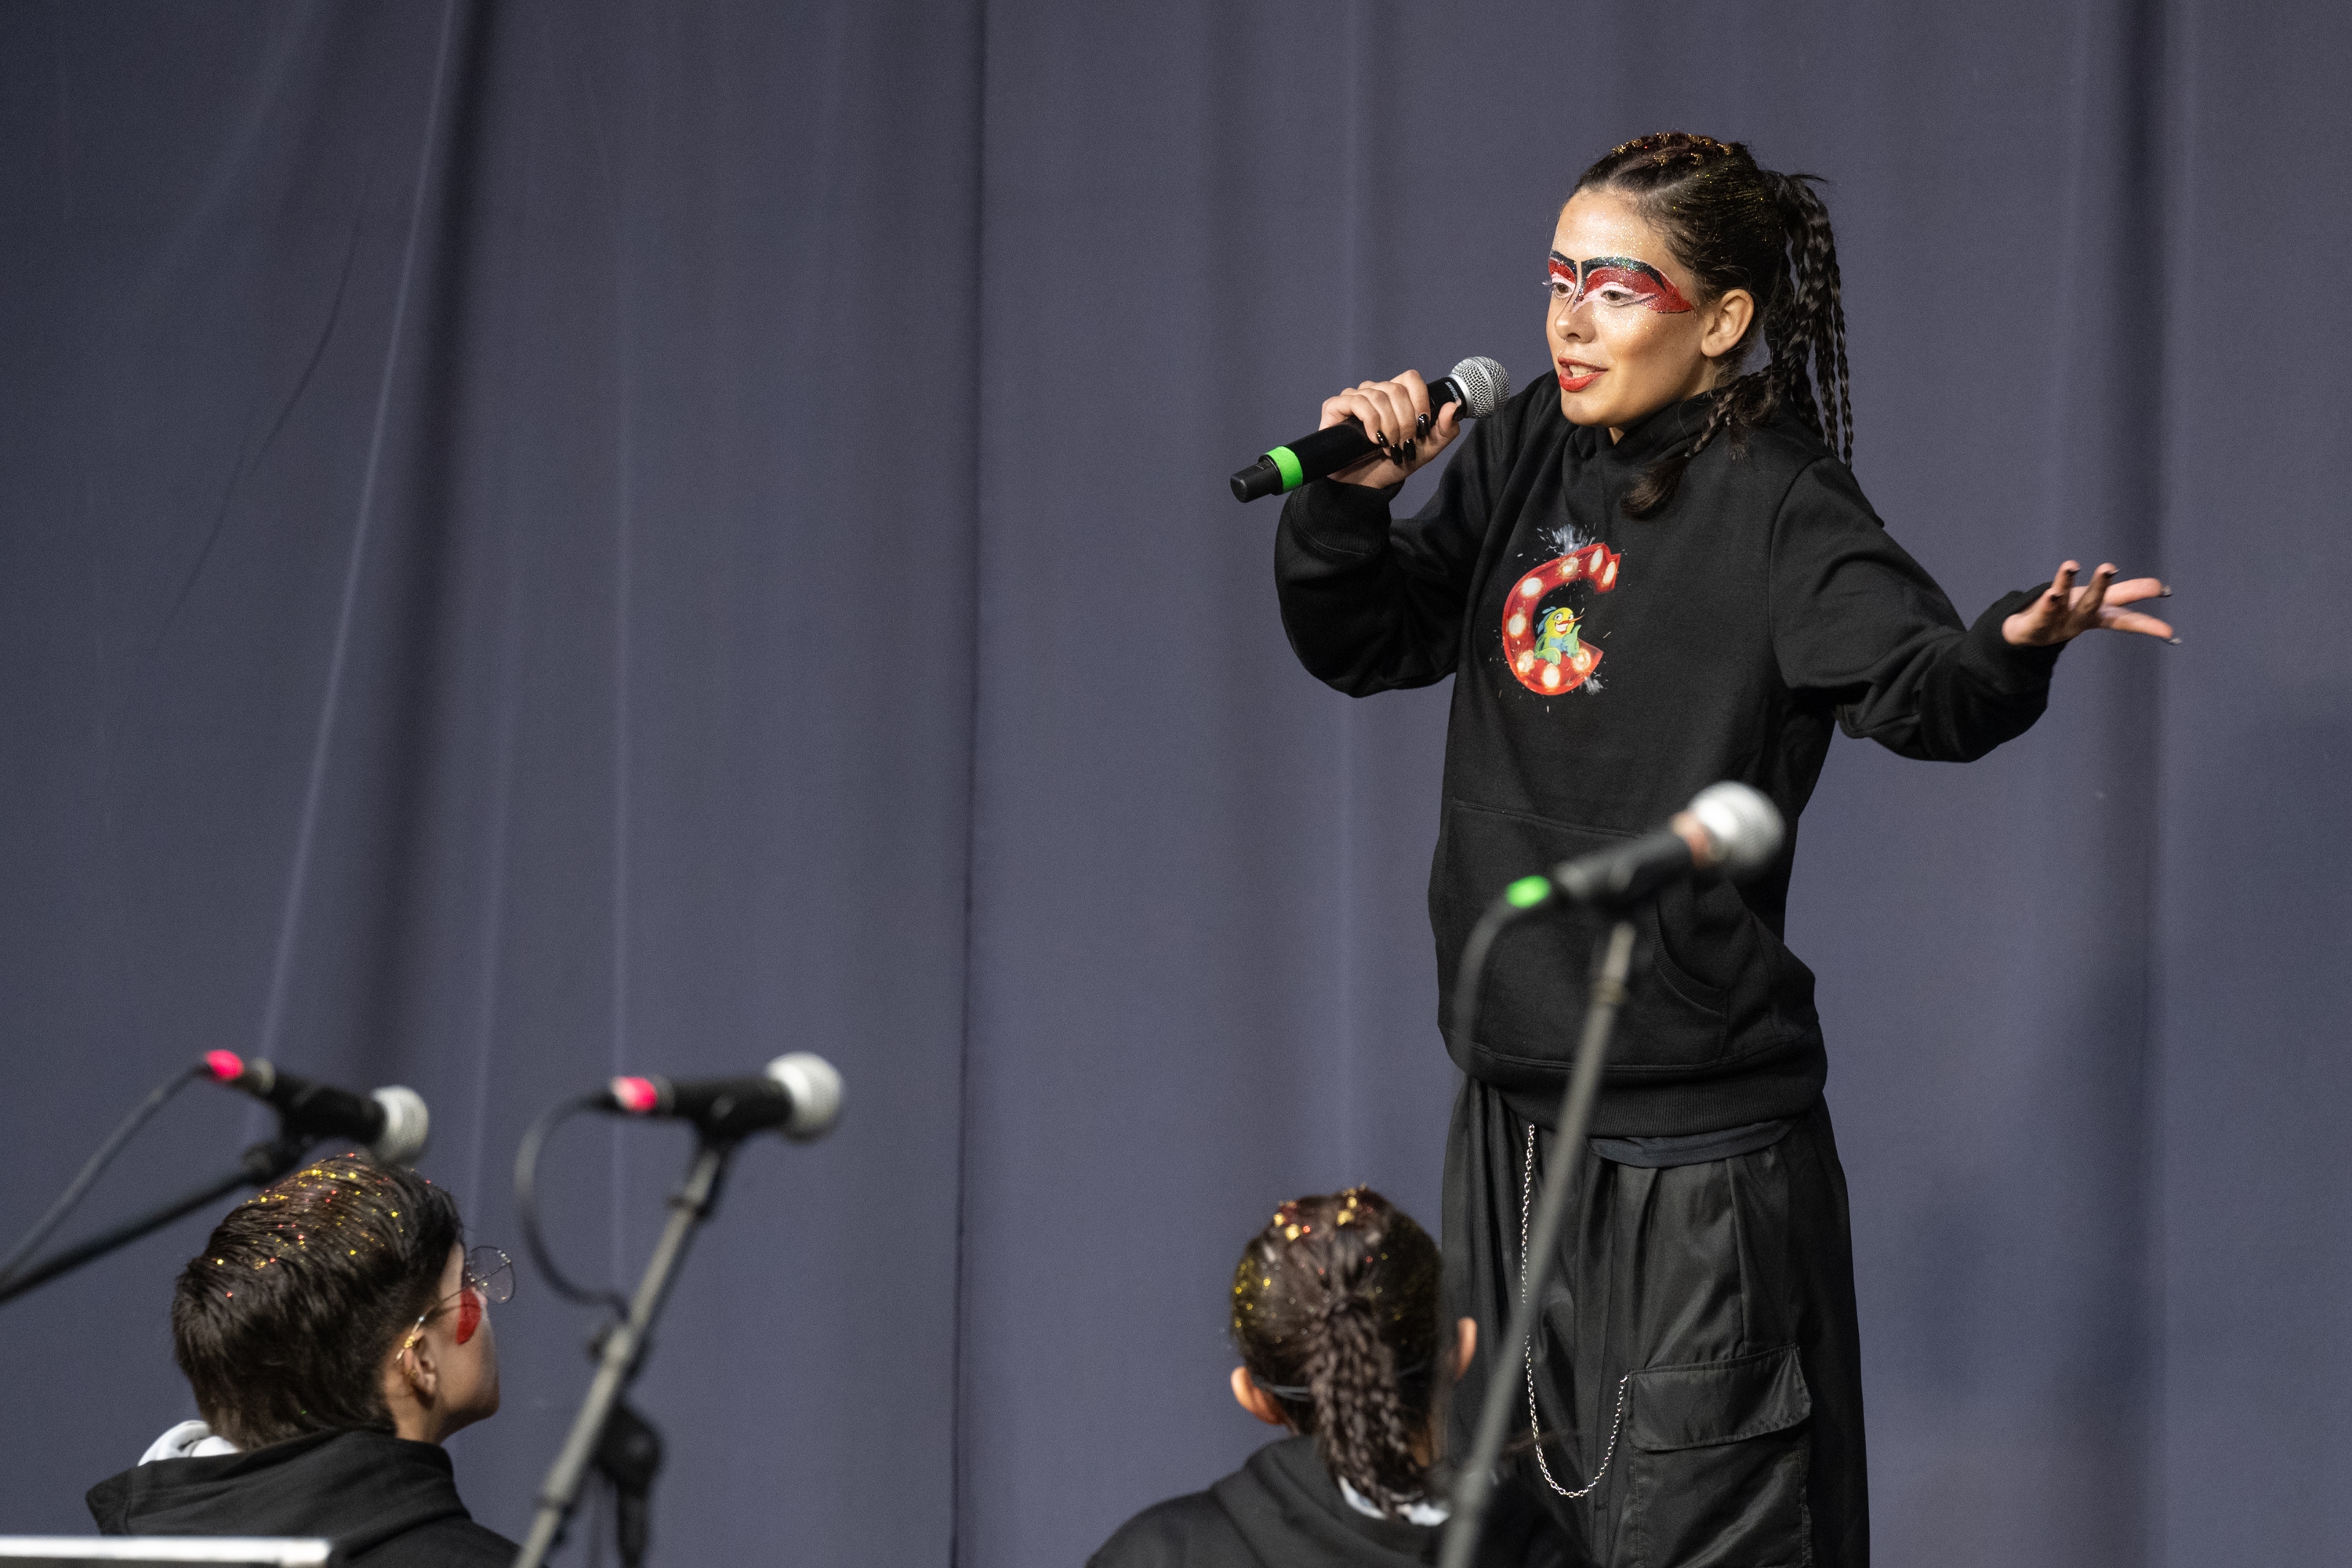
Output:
[87, 1428, 515, 1567]
[1089, 1437, 1561, 1568]
[1276, 386, 2060, 1135]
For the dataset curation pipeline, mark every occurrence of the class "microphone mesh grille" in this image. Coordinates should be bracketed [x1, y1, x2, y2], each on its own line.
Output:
[1447, 357, 1513, 419]
[368, 1086, 431, 1166]
[765, 1052, 844, 1141]
[1686, 782, 1784, 874]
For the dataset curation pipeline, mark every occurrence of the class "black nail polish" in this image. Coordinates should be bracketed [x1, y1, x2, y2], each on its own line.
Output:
[2167, 637, 2182, 645]
[1417, 413, 1429, 437]
[2159, 586, 2173, 597]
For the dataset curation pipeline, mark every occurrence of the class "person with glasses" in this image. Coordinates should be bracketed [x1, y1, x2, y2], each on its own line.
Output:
[85, 1155, 518, 1566]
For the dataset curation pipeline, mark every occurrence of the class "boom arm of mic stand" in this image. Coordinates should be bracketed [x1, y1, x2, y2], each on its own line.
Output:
[1438, 919, 1637, 1568]
[0, 1133, 314, 1308]
[513, 1137, 736, 1568]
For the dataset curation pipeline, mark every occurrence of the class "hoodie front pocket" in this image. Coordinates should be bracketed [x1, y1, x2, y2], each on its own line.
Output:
[1434, 800, 1733, 1071]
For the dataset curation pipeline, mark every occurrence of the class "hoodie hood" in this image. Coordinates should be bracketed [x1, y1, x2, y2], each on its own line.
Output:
[1210, 1438, 1557, 1568]
[88, 1428, 505, 1563]
[1211, 1439, 1435, 1566]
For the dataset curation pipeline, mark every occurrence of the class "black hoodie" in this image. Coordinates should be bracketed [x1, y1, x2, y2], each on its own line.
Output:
[87, 1429, 514, 1567]
[1276, 385, 2060, 1136]
[1088, 1437, 1563, 1568]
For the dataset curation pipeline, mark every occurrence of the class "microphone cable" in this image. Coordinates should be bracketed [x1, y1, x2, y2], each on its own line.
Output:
[0, 1061, 206, 1290]
[514, 1093, 633, 1320]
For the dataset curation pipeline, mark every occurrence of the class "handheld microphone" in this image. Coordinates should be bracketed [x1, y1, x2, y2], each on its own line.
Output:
[201, 1051, 432, 1164]
[1229, 356, 1513, 502]
[598, 1054, 844, 1142]
[1504, 782, 1785, 914]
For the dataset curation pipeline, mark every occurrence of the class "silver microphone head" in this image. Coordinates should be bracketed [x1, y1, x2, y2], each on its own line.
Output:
[1446, 356, 1513, 419]
[367, 1086, 431, 1165]
[763, 1053, 844, 1142]
[1684, 782, 1784, 875]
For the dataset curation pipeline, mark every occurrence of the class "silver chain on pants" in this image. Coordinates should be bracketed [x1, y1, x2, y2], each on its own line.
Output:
[1521, 1122, 1631, 1500]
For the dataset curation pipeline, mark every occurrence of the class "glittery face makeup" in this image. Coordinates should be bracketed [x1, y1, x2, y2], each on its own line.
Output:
[1545, 189, 1721, 431]
[1548, 250, 1698, 396]
[1547, 252, 1695, 316]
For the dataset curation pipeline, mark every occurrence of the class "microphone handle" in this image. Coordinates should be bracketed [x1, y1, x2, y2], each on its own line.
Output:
[271, 1078, 388, 1144]
[1549, 828, 1701, 910]
[663, 1076, 798, 1138]
[1230, 375, 1468, 503]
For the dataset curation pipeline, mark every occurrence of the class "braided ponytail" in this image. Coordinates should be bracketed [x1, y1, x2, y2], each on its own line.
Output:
[1766, 170, 1853, 463]
[1231, 1188, 1443, 1516]
[1573, 133, 1855, 517]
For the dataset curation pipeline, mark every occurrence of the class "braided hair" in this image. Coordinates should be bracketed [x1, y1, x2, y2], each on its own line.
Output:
[1574, 132, 1853, 518]
[1229, 1187, 1443, 1516]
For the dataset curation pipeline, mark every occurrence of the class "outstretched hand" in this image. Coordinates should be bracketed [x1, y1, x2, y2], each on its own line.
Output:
[2002, 561, 2176, 647]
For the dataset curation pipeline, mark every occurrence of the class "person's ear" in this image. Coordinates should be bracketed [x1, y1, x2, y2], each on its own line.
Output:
[1229, 1366, 1290, 1428]
[1450, 1317, 1478, 1382]
[1699, 288, 1755, 364]
[396, 1332, 441, 1405]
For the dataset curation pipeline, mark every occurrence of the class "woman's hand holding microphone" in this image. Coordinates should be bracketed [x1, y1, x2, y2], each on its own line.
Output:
[1321, 368, 1465, 488]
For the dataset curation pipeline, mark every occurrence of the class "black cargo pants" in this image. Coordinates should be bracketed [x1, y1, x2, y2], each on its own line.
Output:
[1444, 1085, 1867, 1567]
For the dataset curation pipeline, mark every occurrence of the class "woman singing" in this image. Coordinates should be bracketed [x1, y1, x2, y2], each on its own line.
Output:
[1271, 132, 2172, 1566]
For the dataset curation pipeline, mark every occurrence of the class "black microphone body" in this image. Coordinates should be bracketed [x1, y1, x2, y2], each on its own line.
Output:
[1527, 783, 1787, 913]
[1229, 419, 1387, 501]
[601, 1054, 844, 1142]
[612, 1075, 797, 1138]
[1549, 829, 1711, 912]
[202, 1052, 431, 1164]
[1230, 357, 1512, 502]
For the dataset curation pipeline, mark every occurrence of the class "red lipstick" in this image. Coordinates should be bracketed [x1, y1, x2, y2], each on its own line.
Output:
[1556, 363, 1600, 392]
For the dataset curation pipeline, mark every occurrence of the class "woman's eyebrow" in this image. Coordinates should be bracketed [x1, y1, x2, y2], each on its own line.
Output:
[1559, 256, 1695, 312]
[1578, 256, 1670, 282]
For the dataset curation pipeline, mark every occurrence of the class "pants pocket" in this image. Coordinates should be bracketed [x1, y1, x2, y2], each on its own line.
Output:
[1625, 1346, 1811, 1568]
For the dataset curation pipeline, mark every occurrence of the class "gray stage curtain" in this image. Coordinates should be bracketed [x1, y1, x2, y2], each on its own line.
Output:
[2, 4, 2343, 1564]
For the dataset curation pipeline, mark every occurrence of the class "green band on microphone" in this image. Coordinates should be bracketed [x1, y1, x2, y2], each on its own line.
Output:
[1504, 875, 1553, 910]
[1269, 445, 1305, 492]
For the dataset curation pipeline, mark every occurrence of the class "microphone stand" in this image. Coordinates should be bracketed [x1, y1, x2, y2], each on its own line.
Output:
[1438, 918, 1638, 1568]
[0, 1131, 314, 1308]
[513, 1134, 737, 1568]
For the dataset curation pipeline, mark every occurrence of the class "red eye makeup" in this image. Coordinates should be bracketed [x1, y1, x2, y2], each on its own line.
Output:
[1544, 252, 1694, 314]
[402, 1246, 512, 1358]
[454, 1289, 483, 1345]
